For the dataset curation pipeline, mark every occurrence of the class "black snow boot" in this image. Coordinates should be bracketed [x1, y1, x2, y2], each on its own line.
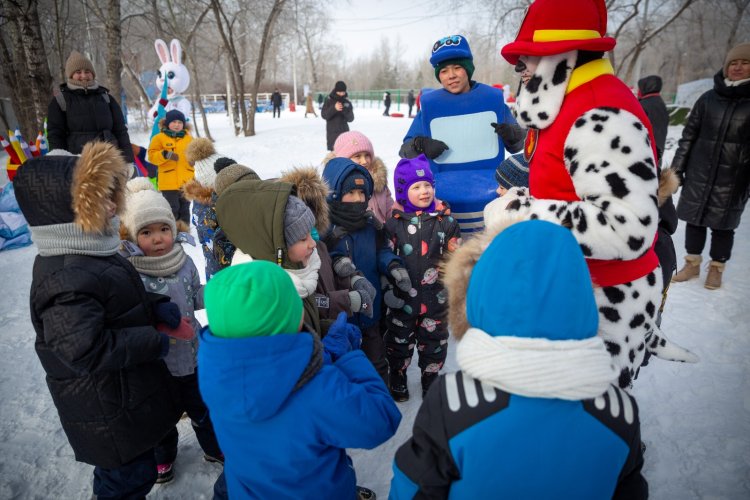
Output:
[421, 372, 438, 397]
[389, 370, 409, 402]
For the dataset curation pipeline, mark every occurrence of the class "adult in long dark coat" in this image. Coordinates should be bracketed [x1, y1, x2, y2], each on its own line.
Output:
[321, 81, 354, 150]
[671, 42, 750, 290]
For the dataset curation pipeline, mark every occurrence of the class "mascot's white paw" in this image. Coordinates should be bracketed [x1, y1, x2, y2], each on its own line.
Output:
[484, 187, 530, 233]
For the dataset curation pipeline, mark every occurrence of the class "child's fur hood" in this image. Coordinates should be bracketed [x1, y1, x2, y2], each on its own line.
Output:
[73, 142, 130, 233]
[658, 168, 679, 207]
[442, 219, 518, 341]
[321, 152, 388, 193]
[157, 117, 192, 133]
[279, 166, 330, 233]
[181, 178, 214, 204]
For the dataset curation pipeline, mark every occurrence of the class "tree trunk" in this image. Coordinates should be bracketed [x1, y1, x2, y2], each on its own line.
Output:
[211, 0, 246, 136]
[248, 0, 287, 137]
[105, 0, 123, 104]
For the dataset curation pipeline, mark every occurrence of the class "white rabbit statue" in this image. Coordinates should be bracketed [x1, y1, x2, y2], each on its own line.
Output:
[148, 39, 192, 124]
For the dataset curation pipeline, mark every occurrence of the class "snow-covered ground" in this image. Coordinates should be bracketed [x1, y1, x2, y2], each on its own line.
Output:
[1, 109, 748, 499]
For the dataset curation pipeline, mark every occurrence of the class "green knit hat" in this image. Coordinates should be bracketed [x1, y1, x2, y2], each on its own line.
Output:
[205, 261, 303, 339]
[434, 58, 475, 82]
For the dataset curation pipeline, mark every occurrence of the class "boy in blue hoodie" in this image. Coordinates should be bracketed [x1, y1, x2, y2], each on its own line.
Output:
[321, 158, 411, 383]
[198, 261, 401, 499]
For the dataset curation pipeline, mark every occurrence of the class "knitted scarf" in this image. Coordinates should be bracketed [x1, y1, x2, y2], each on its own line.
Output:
[127, 243, 187, 277]
[328, 201, 369, 232]
[162, 129, 187, 138]
[66, 80, 99, 91]
[31, 217, 121, 257]
[286, 248, 321, 298]
[457, 327, 619, 400]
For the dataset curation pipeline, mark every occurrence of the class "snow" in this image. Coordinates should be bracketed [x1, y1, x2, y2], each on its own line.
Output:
[1, 109, 749, 499]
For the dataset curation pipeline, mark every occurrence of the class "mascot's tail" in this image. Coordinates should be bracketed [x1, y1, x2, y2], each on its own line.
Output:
[645, 326, 699, 363]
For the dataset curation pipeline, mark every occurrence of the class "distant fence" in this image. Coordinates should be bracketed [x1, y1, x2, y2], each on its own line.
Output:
[199, 93, 290, 113]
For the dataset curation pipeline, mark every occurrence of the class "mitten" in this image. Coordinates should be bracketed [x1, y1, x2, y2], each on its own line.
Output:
[323, 312, 353, 363]
[413, 136, 449, 160]
[162, 150, 179, 161]
[388, 262, 412, 292]
[491, 122, 525, 147]
[351, 274, 376, 302]
[154, 301, 181, 328]
[157, 317, 195, 341]
[383, 287, 406, 310]
[348, 289, 374, 318]
[333, 257, 357, 278]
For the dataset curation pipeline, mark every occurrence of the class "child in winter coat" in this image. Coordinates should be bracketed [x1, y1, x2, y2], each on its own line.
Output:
[324, 130, 395, 225]
[148, 109, 194, 225]
[385, 155, 461, 400]
[494, 153, 529, 196]
[322, 158, 409, 383]
[13, 143, 182, 499]
[198, 261, 401, 500]
[119, 178, 223, 483]
[390, 220, 646, 498]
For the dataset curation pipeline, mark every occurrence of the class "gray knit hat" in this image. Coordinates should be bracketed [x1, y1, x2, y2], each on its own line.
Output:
[284, 195, 315, 247]
[214, 164, 260, 196]
[122, 177, 176, 241]
[65, 50, 95, 78]
[724, 42, 750, 77]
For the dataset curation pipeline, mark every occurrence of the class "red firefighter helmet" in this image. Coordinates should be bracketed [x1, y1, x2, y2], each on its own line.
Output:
[501, 0, 615, 65]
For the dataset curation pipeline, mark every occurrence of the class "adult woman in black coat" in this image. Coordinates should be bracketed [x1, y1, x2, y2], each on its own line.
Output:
[672, 42, 750, 289]
[47, 51, 135, 164]
[321, 81, 354, 150]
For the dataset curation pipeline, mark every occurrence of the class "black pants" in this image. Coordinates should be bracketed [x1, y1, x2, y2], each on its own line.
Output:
[154, 373, 222, 465]
[161, 190, 191, 226]
[684, 223, 735, 262]
[360, 323, 388, 384]
[408, 104, 414, 117]
[93, 449, 157, 500]
[383, 104, 390, 116]
[385, 309, 449, 376]
[273, 104, 281, 118]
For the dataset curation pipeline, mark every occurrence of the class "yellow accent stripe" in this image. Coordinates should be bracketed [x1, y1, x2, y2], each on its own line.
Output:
[532, 29, 602, 42]
[566, 58, 615, 94]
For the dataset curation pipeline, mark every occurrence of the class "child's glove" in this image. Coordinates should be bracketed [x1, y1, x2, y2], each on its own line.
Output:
[491, 122, 525, 146]
[348, 289, 374, 318]
[388, 262, 412, 292]
[351, 274, 376, 302]
[413, 136, 449, 159]
[154, 301, 181, 328]
[162, 150, 179, 161]
[323, 312, 356, 363]
[333, 257, 357, 278]
[383, 287, 406, 310]
[157, 317, 195, 341]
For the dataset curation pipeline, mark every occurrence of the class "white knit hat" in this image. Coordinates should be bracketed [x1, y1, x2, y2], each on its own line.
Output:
[122, 178, 176, 241]
[185, 138, 221, 188]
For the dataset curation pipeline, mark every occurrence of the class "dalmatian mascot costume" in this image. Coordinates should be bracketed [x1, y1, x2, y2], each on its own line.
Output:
[484, 0, 697, 388]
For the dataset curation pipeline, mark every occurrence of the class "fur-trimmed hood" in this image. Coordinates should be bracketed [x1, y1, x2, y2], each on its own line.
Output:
[14, 142, 129, 233]
[279, 166, 330, 234]
[322, 152, 388, 193]
[658, 168, 679, 207]
[182, 178, 214, 204]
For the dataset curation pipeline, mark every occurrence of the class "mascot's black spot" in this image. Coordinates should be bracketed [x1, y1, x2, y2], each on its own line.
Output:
[594, 124, 604, 133]
[644, 322, 650, 331]
[629, 349, 636, 362]
[564, 147, 578, 160]
[586, 194, 600, 201]
[625, 282, 633, 288]
[650, 336, 660, 348]
[561, 212, 573, 228]
[591, 113, 609, 122]
[530, 213, 539, 220]
[650, 194, 658, 206]
[610, 136, 621, 149]
[627, 236, 645, 251]
[597, 212, 607, 225]
[601, 107, 620, 114]
[575, 118, 587, 128]
[619, 370, 632, 389]
[601, 200, 610, 211]
[633, 121, 643, 130]
[639, 216, 652, 226]
[508, 199, 521, 211]
[629, 162, 656, 181]
[638, 343, 645, 351]
[532, 97, 540, 104]
[603, 286, 625, 304]
[647, 272, 657, 286]
[660, 338, 666, 347]
[629, 314, 645, 328]
[601, 161, 610, 168]
[615, 215, 626, 224]
[605, 173, 630, 198]
[537, 112, 549, 120]
[543, 83, 548, 90]
[526, 75, 542, 93]
[552, 60, 569, 85]
[585, 163, 597, 173]
[520, 111, 530, 122]
[646, 301, 655, 317]
[625, 336, 629, 343]
[622, 146, 632, 154]
[580, 243, 592, 256]
[576, 212, 588, 233]
[600, 306, 621, 322]
[556, 205, 568, 218]
[632, 291, 640, 299]
[605, 340, 621, 356]
[548, 204, 557, 212]
[645, 156, 654, 166]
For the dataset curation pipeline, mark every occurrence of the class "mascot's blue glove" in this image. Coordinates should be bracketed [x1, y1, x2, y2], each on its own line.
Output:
[323, 312, 357, 363]
[154, 301, 181, 328]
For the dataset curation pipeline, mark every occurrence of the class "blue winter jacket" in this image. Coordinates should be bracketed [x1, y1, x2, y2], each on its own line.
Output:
[198, 328, 401, 499]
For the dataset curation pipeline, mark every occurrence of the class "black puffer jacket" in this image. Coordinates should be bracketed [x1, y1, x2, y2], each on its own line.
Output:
[321, 91, 354, 150]
[638, 75, 669, 160]
[672, 71, 750, 230]
[47, 84, 135, 162]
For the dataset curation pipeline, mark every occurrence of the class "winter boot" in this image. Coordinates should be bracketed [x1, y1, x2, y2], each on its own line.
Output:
[356, 486, 377, 499]
[389, 370, 409, 402]
[704, 261, 725, 290]
[421, 372, 438, 397]
[156, 463, 174, 484]
[672, 254, 702, 282]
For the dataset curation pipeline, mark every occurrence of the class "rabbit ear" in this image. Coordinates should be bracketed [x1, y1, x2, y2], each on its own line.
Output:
[170, 39, 182, 65]
[154, 39, 169, 64]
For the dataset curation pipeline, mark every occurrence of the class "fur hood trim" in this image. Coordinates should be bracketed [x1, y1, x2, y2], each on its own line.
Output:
[72, 142, 130, 233]
[321, 152, 389, 193]
[279, 166, 331, 234]
[442, 219, 519, 341]
[185, 137, 215, 165]
[658, 168, 679, 207]
[182, 178, 214, 204]
[157, 117, 192, 132]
